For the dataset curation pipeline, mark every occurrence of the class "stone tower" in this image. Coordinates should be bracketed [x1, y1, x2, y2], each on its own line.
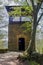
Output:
[6, 6, 31, 51]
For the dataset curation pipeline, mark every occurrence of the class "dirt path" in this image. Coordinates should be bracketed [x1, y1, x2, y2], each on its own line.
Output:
[0, 52, 29, 65]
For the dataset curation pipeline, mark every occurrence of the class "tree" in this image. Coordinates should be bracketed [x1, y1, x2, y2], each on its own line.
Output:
[25, 0, 43, 55]
[19, 0, 43, 54]
[16, 0, 43, 64]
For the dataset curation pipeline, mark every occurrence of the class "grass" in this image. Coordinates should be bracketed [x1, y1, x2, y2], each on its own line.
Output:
[30, 61, 40, 65]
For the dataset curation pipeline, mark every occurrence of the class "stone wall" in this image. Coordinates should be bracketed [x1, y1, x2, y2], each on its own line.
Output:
[8, 22, 31, 51]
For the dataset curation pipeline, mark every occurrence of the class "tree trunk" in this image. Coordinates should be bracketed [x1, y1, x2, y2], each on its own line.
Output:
[29, 23, 37, 53]
[26, 11, 37, 54]
[26, 22, 37, 54]
[25, 9, 38, 54]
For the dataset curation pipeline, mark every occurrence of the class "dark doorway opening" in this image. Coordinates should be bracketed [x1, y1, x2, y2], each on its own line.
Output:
[18, 38, 25, 51]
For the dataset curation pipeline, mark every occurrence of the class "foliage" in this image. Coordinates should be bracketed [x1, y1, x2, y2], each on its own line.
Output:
[8, 6, 33, 16]
[30, 61, 40, 65]
[8, 7, 21, 16]
[21, 21, 32, 33]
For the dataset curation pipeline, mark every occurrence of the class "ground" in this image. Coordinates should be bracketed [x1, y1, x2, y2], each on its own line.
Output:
[0, 52, 41, 65]
[0, 52, 30, 65]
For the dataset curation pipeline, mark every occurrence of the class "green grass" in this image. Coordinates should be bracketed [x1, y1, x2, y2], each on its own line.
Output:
[30, 61, 40, 65]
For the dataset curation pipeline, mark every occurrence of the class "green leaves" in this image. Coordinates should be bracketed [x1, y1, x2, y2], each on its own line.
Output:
[30, 61, 40, 65]
[8, 7, 21, 16]
[8, 6, 33, 16]
[21, 22, 32, 33]
[21, 6, 33, 16]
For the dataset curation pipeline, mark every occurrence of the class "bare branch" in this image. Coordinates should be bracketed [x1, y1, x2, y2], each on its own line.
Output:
[36, 1, 43, 14]
[30, 0, 35, 10]
[37, 13, 43, 26]
[26, 0, 30, 6]
[26, 0, 35, 10]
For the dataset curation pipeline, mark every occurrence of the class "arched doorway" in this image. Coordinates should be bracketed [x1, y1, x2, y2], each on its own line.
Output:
[18, 38, 25, 51]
